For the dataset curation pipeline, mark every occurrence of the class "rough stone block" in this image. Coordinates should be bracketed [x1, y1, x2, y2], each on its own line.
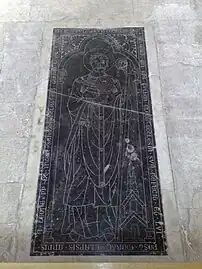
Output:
[0, 224, 17, 262]
[166, 119, 202, 140]
[132, 0, 191, 21]
[157, 44, 202, 67]
[192, 0, 202, 20]
[0, 0, 30, 22]
[160, 65, 202, 99]
[161, 189, 183, 261]
[178, 207, 202, 261]
[154, 20, 196, 45]
[0, 183, 22, 223]
[30, 0, 135, 25]
[0, 24, 4, 52]
[0, 138, 28, 183]
[0, 52, 3, 76]
[195, 22, 202, 45]
[168, 138, 202, 209]
[0, 50, 40, 103]
[0, 103, 33, 138]
[4, 22, 43, 51]
[163, 96, 202, 120]
[152, 2, 195, 21]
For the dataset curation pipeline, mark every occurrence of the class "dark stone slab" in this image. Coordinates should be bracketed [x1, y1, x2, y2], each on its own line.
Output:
[31, 28, 167, 256]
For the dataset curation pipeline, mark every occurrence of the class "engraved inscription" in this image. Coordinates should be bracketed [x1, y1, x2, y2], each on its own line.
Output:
[31, 28, 167, 256]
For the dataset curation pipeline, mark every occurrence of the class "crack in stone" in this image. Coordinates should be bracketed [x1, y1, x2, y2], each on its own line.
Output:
[49, 89, 153, 117]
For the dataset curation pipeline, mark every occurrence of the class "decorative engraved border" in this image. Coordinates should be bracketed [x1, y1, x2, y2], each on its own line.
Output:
[30, 27, 166, 256]
[16, 25, 183, 262]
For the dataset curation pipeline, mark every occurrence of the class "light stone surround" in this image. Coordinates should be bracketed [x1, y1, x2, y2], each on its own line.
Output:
[0, 0, 202, 262]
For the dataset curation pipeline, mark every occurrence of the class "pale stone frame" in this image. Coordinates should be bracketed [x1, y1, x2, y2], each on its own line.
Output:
[16, 23, 184, 262]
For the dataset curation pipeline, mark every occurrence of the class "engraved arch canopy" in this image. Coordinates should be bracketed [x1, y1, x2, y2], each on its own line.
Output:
[31, 28, 166, 256]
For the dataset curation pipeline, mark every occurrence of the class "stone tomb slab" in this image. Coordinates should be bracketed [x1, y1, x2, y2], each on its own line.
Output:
[31, 28, 167, 256]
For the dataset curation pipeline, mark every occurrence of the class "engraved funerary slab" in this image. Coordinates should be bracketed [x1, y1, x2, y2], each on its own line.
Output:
[31, 28, 167, 256]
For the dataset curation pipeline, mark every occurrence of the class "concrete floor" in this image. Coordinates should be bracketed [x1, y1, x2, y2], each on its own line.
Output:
[0, 0, 202, 262]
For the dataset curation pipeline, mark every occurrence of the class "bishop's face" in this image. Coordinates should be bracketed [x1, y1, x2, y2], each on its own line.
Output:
[90, 53, 109, 73]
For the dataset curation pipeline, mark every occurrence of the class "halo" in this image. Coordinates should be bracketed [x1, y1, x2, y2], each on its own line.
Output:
[83, 47, 114, 71]
[116, 57, 128, 70]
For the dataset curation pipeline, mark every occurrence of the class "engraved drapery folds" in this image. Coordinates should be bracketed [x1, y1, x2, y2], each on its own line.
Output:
[31, 28, 166, 256]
